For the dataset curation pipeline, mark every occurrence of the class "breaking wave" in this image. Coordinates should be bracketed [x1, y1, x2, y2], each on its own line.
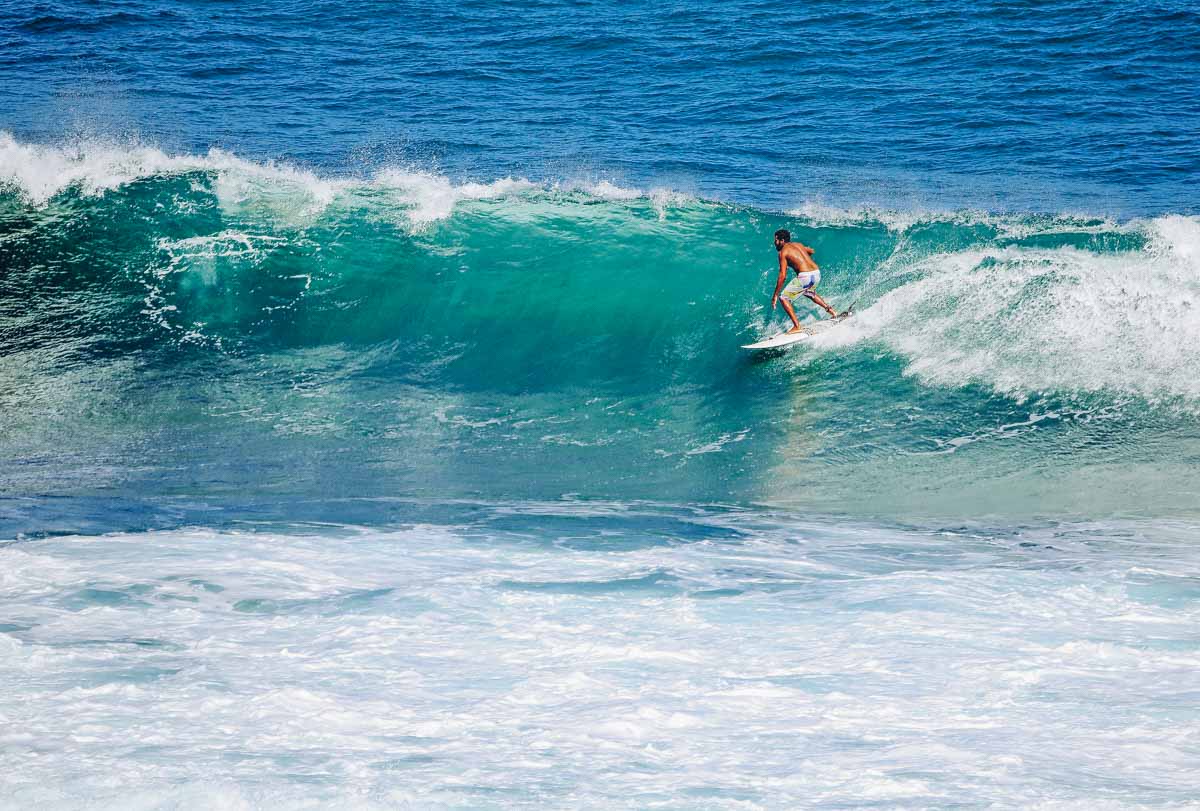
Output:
[4, 133, 1199, 519]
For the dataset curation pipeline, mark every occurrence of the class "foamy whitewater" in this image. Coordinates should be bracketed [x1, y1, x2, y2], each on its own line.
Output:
[6, 512, 1200, 809]
[4, 0, 1200, 807]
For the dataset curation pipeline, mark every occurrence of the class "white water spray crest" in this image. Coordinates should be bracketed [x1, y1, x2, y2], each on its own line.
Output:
[583, 179, 642, 201]
[0, 130, 193, 204]
[203, 148, 348, 224]
[372, 168, 539, 226]
[788, 201, 917, 230]
[0, 131, 347, 225]
[367, 168, 702, 226]
[818, 215, 1200, 406]
[0, 132, 714, 227]
[572, 180, 697, 221]
[788, 200, 1124, 238]
[646, 187, 697, 219]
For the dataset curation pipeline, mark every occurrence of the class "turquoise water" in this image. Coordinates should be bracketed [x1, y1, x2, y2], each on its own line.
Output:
[3, 154, 1199, 527]
[3, 1, 1200, 807]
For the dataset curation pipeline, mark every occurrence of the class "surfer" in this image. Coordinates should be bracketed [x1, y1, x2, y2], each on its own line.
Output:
[770, 229, 838, 334]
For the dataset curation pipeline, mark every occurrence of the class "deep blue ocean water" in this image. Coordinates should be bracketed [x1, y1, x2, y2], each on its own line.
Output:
[6, 0, 1200, 214]
[2, 2, 1200, 808]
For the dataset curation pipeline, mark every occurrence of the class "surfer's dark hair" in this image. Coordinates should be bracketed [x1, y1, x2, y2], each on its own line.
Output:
[774, 229, 790, 242]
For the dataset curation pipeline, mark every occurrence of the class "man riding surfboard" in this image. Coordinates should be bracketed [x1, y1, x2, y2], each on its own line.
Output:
[770, 229, 839, 334]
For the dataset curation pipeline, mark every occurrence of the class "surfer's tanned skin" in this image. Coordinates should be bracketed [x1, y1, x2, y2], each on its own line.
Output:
[771, 229, 838, 334]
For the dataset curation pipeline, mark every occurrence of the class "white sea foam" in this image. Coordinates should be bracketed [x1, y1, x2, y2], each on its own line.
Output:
[0, 132, 694, 228]
[372, 169, 539, 225]
[0, 132, 709, 231]
[0, 131, 191, 204]
[582, 179, 642, 201]
[1, 514, 1198, 808]
[577, 180, 694, 218]
[204, 148, 346, 224]
[0, 132, 344, 221]
[788, 201, 924, 231]
[815, 215, 1200, 405]
[788, 201, 1124, 238]
[13, 133, 1118, 238]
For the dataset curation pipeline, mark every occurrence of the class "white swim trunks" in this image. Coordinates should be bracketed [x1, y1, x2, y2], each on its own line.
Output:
[781, 269, 821, 302]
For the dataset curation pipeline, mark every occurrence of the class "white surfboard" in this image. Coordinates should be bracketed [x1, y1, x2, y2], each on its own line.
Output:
[742, 309, 853, 350]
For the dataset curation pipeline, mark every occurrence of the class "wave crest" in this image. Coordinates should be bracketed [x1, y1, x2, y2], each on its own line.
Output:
[4, 133, 1199, 408]
[0, 132, 686, 226]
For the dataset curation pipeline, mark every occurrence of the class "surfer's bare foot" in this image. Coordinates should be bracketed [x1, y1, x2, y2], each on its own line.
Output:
[786, 325, 805, 334]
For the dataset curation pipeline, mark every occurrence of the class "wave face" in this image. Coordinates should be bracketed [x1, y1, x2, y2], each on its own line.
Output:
[3, 135, 1200, 529]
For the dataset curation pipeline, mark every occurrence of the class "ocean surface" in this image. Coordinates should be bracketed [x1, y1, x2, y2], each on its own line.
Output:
[2, 1, 1200, 808]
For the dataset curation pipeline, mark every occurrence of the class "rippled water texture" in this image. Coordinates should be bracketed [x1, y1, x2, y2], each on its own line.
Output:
[5, 0, 1199, 214]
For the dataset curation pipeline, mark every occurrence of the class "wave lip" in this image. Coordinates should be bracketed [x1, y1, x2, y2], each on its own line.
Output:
[0, 131, 192, 205]
[0, 132, 347, 219]
[0, 132, 691, 226]
[371, 168, 540, 225]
